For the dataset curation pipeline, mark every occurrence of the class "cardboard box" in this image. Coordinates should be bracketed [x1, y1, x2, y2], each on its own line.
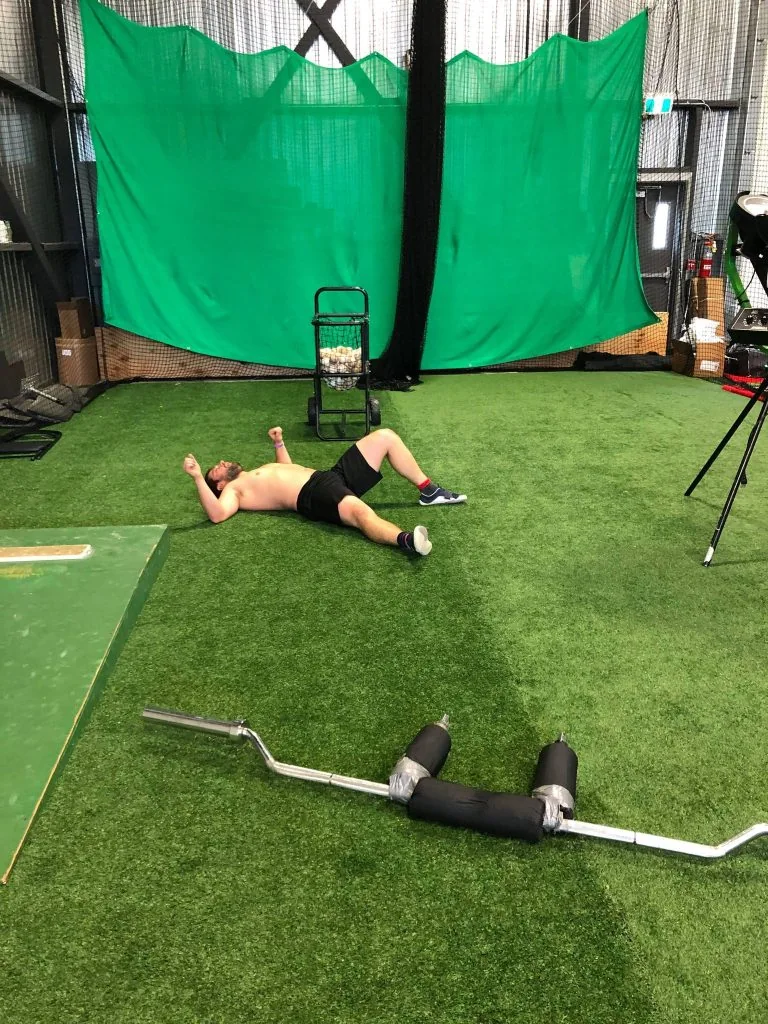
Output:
[695, 276, 725, 299]
[689, 277, 725, 333]
[592, 312, 668, 356]
[56, 336, 100, 386]
[0, 350, 24, 399]
[695, 302, 721, 321]
[56, 297, 94, 339]
[671, 336, 725, 378]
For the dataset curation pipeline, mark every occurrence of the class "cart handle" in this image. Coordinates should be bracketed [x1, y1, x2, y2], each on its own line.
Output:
[314, 286, 369, 319]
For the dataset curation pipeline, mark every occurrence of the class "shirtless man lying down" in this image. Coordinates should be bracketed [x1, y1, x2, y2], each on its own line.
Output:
[183, 427, 466, 556]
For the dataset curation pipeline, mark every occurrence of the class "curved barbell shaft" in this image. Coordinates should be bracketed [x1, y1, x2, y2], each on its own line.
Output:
[143, 708, 768, 858]
[143, 706, 247, 739]
[142, 707, 389, 798]
[555, 817, 768, 859]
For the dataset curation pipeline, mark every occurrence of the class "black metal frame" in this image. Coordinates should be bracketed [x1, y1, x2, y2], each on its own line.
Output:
[567, 0, 590, 42]
[718, 0, 762, 231]
[0, 164, 68, 304]
[0, 68, 63, 108]
[684, 183, 768, 566]
[668, 177, 689, 345]
[0, 0, 94, 456]
[685, 377, 768, 566]
[0, 423, 62, 459]
[1, 0, 760, 386]
[637, 98, 743, 347]
[294, 0, 355, 66]
[0, 0, 90, 313]
[30, 0, 90, 299]
[294, 0, 344, 57]
[309, 287, 373, 441]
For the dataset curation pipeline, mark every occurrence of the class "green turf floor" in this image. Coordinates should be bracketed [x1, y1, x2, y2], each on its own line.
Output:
[1, 372, 768, 1023]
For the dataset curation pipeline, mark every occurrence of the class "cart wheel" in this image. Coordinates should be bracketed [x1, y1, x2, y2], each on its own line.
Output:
[307, 396, 318, 427]
[368, 398, 381, 427]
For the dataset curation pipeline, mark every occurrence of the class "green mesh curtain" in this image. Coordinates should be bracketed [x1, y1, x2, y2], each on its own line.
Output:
[423, 13, 655, 369]
[81, 0, 652, 371]
[80, 0, 407, 368]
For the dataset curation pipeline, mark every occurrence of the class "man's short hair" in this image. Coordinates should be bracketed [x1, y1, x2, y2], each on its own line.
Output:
[204, 469, 219, 497]
[204, 462, 242, 497]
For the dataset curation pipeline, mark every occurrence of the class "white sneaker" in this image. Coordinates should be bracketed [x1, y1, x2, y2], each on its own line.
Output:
[413, 525, 432, 556]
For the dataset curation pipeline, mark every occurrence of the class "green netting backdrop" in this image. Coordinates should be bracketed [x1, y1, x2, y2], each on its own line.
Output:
[80, 0, 407, 368]
[81, 0, 654, 370]
[424, 13, 655, 368]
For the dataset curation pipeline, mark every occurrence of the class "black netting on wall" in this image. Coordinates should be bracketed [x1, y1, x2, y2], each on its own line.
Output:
[6, 0, 767, 382]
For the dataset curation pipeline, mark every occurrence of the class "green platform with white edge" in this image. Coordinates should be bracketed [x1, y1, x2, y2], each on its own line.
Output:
[0, 526, 168, 882]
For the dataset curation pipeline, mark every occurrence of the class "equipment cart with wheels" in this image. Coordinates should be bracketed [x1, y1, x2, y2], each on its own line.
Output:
[307, 286, 381, 441]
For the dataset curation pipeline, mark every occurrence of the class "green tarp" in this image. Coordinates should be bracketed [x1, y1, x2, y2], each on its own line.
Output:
[81, 0, 654, 369]
[425, 16, 655, 368]
[81, 0, 407, 367]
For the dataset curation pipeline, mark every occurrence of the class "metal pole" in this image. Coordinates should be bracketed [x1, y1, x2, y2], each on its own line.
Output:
[556, 817, 768, 859]
[685, 376, 768, 496]
[142, 707, 390, 799]
[30, 0, 92, 302]
[0, 165, 68, 303]
[718, 0, 763, 230]
[701, 391, 768, 565]
[567, 0, 590, 42]
[142, 707, 247, 739]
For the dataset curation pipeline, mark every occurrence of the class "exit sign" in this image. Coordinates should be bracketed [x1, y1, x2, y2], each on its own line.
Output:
[644, 96, 674, 115]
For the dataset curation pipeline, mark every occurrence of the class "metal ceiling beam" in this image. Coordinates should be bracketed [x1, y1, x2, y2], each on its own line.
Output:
[294, 0, 356, 66]
[294, 0, 344, 58]
[0, 69, 63, 108]
[0, 164, 68, 303]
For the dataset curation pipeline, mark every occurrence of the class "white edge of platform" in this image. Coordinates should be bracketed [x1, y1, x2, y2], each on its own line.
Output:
[0, 544, 94, 564]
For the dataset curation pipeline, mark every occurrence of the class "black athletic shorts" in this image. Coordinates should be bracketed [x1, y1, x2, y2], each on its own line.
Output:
[296, 443, 383, 526]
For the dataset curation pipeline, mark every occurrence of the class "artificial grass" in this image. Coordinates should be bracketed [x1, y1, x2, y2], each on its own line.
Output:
[1, 371, 768, 1023]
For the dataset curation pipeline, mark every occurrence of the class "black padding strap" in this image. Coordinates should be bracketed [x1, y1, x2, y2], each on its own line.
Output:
[405, 724, 451, 776]
[407, 778, 544, 843]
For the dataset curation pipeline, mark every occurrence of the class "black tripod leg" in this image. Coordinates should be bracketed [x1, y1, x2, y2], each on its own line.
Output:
[685, 378, 768, 496]
[703, 395, 768, 566]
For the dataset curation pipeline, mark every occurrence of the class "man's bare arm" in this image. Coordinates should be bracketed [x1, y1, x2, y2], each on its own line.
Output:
[194, 476, 239, 523]
[183, 454, 240, 523]
[268, 426, 292, 464]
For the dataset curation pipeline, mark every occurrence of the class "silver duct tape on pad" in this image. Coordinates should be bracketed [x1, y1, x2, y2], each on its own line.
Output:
[532, 783, 575, 819]
[536, 795, 563, 831]
[389, 756, 431, 804]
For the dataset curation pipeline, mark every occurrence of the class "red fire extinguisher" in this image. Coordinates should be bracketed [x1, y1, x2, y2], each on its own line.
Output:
[698, 236, 716, 278]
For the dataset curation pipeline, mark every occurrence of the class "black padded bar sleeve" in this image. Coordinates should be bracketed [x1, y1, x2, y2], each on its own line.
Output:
[532, 741, 578, 801]
[407, 778, 544, 842]
[405, 724, 452, 776]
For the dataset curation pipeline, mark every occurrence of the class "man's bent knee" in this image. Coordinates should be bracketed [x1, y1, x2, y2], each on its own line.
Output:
[338, 495, 371, 528]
